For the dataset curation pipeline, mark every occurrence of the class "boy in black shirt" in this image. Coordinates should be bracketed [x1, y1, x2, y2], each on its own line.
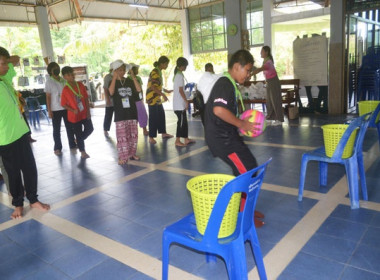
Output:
[204, 49, 264, 227]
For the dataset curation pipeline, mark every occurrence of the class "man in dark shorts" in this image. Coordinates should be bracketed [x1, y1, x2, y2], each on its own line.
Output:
[204, 49, 264, 227]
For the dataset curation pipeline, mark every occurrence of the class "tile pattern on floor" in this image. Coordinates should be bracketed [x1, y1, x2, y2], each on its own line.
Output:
[0, 108, 379, 279]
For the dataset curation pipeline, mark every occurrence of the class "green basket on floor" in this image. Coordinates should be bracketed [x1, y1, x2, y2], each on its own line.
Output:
[322, 124, 357, 159]
[187, 174, 240, 238]
[358, 100, 380, 123]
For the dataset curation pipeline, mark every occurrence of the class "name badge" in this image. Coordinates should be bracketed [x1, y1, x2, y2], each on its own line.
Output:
[139, 92, 142, 100]
[122, 97, 130, 108]
[78, 101, 84, 112]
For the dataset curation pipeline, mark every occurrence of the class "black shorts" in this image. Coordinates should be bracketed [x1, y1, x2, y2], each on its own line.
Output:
[214, 142, 258, 176]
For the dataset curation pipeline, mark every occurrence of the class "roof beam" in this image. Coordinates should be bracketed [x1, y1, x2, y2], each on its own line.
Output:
[60, 15, 179, 25]
[79, 0, 181, 10]
[0, 1, 35, 7]
[70, 0, 83, 20]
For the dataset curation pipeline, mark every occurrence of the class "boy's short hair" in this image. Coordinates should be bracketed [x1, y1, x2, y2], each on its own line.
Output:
[61, 66, 74, 76]
[228, 49, 254, 69]
[0, 47, 10, 59]
[47, 62, 60, 76]
[205, 63, 213, 71]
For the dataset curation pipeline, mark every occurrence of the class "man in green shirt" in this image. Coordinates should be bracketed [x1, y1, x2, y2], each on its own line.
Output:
[0, 46, 50, 219]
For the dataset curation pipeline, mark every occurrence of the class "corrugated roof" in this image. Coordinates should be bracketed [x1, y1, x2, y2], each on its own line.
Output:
[0, 0, 223, 27]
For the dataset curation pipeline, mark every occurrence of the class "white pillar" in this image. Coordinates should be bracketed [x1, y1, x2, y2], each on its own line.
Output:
[328, 0, 345, 114]
[180, 9, 195, 77]
[35, 6, 55, 64]
[263, 0, 273, 47]
[225, 0, 243, 56]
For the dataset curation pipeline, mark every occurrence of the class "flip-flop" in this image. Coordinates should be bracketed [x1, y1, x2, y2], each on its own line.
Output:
[130, 155, 140, 161]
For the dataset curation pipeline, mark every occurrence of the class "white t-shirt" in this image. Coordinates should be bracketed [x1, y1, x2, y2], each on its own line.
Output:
[197, 72, 222, 103]
[44, 76, 65, 111]
[173, 72, 186, 111]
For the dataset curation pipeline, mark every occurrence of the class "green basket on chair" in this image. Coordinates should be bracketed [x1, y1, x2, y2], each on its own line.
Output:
[187, 174, 241, 238]
[358, 101, 380, 123]
[322, 124, 357, 159]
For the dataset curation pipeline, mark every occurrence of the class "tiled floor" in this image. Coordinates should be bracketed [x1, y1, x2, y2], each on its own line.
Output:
[0, 107, 379, 279]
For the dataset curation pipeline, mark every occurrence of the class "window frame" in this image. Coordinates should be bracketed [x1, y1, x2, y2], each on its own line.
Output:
[188, 2, 227, 54]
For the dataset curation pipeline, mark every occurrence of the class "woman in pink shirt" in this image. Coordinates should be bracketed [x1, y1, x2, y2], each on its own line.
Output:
[253, 46, 284, 126]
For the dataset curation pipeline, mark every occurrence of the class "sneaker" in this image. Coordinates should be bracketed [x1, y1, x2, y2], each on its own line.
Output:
[266, 120, 273, 126]
[272, 120, 282, 126]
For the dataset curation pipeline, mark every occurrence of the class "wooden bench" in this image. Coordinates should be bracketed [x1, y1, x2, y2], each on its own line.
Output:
[242, 79, 301, 118]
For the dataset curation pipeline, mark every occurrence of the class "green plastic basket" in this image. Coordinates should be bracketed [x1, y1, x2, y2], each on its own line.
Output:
[358, 101, 380, 123]
[322, 124, 357, 159]
[187, 174, 241, 238]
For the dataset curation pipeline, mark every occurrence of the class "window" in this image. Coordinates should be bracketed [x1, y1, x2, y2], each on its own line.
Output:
[247, 0, 264, 46]
[188, 3, 227, 54]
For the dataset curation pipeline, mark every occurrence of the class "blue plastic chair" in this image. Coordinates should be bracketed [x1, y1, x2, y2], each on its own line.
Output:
[162, 158, 272, 280]
[185, 83, 196, 114]
[26, 97, 50, 126]
[368, 103, 380, 150]
[298, 114, 371, 209]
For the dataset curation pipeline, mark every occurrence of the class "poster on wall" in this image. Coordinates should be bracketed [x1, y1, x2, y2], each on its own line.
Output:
[33, 56, 40, 66]
[23, 58, 30, 66]
[58, 55, 65, 64]
[293, 34, 329, 86]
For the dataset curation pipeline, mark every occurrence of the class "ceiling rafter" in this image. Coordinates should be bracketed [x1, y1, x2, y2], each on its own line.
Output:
[0, 0, 224, 26]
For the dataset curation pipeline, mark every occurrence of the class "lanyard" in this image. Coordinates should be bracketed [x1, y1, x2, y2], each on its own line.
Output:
[223, 72, 244, 116]
[66, 81, 82, 98]
[53, 76, 65, 85]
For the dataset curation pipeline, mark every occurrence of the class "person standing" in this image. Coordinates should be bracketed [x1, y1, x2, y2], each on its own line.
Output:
[61, 66, 94, 159]
[0, 54, 36, 142]
[109, 60, 141, 165]
[172, 57, 195, 147]
[127, 63, 148, 136]
[45, 62, 76, 155]
[103, 66, 114, 137]
[204, 49, 264, 227]
[0, 46, 50, 219]
[252, 46, 284, 126]
[146, 56, 173, 144]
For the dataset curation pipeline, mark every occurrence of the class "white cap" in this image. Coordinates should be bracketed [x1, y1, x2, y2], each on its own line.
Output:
[111, 59, 131, 72]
